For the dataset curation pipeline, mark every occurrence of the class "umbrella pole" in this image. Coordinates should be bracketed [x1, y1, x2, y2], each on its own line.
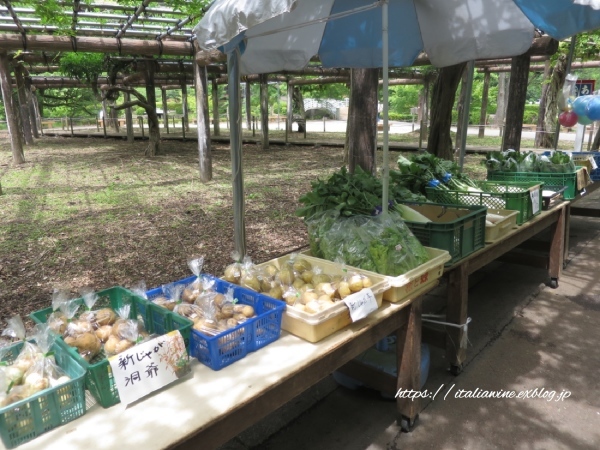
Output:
[381, 0, 389, 216]
[228, 48, 246, 257]
[458, 61, 474, 170]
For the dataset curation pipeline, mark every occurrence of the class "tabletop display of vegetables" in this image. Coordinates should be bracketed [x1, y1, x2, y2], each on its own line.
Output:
[46, 287, 151, 361]
[484, 149, 576, 173]
[149, 257, 257, 337]
[0, 317, 71, 407]
[224, 254, 374, 314]
[295, 166, 431, 276]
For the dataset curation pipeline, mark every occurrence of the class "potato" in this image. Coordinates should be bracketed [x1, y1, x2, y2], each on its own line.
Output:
[220, 303, 235, 318]
[304, 300, 321, 314]
[95, 308, 117, 326]
[74, 332, 101, 359]
[300, 290, 318, 305]
[268, 285, 284, 300]
[300, 270, 314, 284]
[262, 264, 279, 278]
[260, 278, 273, 293]
[213, 293, 226, 308]
[293, 304, 306, 312]
[104, 335, 120, 355]
[298, 283, 314, 293]
[182, 288, 197, 303]
[226, 318, 238, 328]
[241, 275, 261, 292]
[233, 313, 247, 323]
[64, 336, 76, 346]
[278, 268, 294, 285]
[240, 305, 255, 318]
[95, 325, 113, 343]
[292, 278, 306, 290]
[292, 258, 312, 273]
[223, 264, 241, 283]
[337, 281, 351, 299]
[315, 282, 335, 296]
[312, 274, 331, 285]
[318, 294, 333, 303]
[361, 276, 373, 288]
[348, 274, 364, 292]
[282, 290, 298, 306]
[115, 339, 135, 354]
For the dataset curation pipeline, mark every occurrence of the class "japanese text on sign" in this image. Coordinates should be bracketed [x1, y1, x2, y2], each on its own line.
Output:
[108, 330, 189, 405]
[530, 189, 540, 215]
[343, 288, 378, 322]
[575, 80, 595, 97]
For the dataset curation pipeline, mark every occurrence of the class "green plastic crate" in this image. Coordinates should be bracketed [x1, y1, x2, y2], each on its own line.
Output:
[425, 181, 542, 225]
[398, 202, 487, 265]
[0, 340, 86, 449]
[29, 286, 193, 408]
[487, 170, 579, 200]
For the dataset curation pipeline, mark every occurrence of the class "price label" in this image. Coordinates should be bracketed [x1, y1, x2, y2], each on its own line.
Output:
[343, 288, 378, 322]
[530, 188, 540, 215]
[108, 330, 190, 406]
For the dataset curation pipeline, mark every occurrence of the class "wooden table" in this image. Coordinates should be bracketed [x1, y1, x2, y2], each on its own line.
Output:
[6, 288, 433, 450]
[426, 202, 569, 375]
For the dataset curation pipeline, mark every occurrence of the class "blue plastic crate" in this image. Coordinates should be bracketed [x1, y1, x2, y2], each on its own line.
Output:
[147, 275, 286, 370]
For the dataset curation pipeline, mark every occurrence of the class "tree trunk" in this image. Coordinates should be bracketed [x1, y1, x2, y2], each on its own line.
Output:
[143, 61, 160, 156]
[419, 77, 431, 150]
[495, 72, 508, 131]
[347, 68, 378, 174]
[0, 52, 24, 163]
[538, 55, 567, 149]
[211, 78, 220, 136]
[286, 82, 293, 142]
[592, 126, 600, 150]
[125, 91, 134, 143]
[181, 83, 189, 131]
[292, 86, 306, 132]
[427, 62, 466, 160]
[478, 71, 490, 138]
[161, 88, 169, 133]
[502, 54, 531, 151]
[109, 103, 119, 132]
[26, 81, 40, 139]
[534, 60, 552, 148]
[455, 67, 468, 154]
[37, 88, 44, 118]
[13, 65, 34, 145]
[245, 80, 252, 130]
[259, 74, 269, 150]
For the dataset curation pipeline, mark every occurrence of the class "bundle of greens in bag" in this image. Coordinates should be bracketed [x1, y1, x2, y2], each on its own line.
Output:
[305, 209, 430, 276]
[536, 151, 576, 173]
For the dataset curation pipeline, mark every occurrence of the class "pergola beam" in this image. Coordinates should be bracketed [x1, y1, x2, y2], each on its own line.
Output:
[116, 0, 152, 39]
[0, 34, 193, 57]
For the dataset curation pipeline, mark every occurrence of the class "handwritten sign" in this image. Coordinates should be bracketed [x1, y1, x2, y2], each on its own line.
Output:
[530, 189, 540, 215]
[108, 330, 189, 406]
[343, 288, 378, 322]
[575, 80, 595, 97]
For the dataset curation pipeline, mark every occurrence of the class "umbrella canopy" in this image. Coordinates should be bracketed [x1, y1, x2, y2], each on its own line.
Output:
[195, 0, 540, 73]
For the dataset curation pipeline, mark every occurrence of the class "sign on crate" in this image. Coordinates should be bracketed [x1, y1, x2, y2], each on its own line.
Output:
[108, 330, 190, 405]
[343, 288, 378, 322]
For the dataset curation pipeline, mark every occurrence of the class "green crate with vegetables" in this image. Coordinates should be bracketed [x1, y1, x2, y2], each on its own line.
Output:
[425, 181, 542, 225]
[395, 202, 487, 265]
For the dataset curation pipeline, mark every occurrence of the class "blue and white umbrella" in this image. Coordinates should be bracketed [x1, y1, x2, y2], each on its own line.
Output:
[193, 0, 600, 255]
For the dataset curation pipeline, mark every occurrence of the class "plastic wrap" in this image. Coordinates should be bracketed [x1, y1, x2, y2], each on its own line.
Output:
[306, 209, 430, 276]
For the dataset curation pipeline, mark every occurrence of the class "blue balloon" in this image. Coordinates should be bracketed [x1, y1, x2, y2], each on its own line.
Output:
[572, 95, 593, 116]
[586, 96, 600, 121]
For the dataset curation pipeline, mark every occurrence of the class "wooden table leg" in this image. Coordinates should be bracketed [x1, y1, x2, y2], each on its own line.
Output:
[548, 205, 566, 288]
[396, 297, 422, 432]
[563, 203, 571, 269]
[446, 263, 468, 374]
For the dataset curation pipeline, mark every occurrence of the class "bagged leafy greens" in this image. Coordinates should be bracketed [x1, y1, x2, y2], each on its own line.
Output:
[305, 209, 430, 276]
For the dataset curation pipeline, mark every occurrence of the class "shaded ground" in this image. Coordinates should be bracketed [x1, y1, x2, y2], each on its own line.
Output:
[0, 135, 486, 326]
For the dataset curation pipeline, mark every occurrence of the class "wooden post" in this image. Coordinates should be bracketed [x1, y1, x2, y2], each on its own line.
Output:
[259, 74, 269, 150]
[478, 70, 490, 138]
[143, 61, 160, 155]
[195, 60, 212, 182]
[140, 117, 145, 138]
[162, 88, 169, 134]
[13, 65, 34, 145]
[446, 264, 469, 371]
[181, 82, 189, 132]
[102, 113, 107, 137]
[419, 77, 430, 151]
[245, 80, 252, 131]
[286, 82, 293, 143]
[0, 52, 24, 163]
[26, 81, 39, 138]
[70, 117, 74, 136]
[182, 118, 186, 140]
[125, 91, 134, 143]
[211, 78, 220, 136]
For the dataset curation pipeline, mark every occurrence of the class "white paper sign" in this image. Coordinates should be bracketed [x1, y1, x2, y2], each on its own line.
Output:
[530, 189, 540, 215]
[108, 330, 189, 406]
[591, 157, 598, 170]
[343, 288, 378, 322]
